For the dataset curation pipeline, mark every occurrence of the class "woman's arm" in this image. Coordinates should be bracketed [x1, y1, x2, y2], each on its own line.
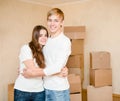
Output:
[20, 59, 45, 78]
[22, 59, 45, 78]
[22, 66, 68, 78]
[19, 44, 45, 78]
[23, 59, 37, 69]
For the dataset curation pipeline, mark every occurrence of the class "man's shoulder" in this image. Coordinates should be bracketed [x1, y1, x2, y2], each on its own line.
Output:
[62, 33, 70, 41]
[60, 34, 71, 46]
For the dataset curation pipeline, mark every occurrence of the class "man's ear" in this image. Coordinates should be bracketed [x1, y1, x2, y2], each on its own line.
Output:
[60, 20, 64, 28]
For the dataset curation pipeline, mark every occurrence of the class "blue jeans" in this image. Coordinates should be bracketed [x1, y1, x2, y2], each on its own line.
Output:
[45, 89, 70, 101]
[14, 89, 45, 101]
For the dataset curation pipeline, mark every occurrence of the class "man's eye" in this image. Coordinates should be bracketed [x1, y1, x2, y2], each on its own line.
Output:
[55, 20, 59, 22]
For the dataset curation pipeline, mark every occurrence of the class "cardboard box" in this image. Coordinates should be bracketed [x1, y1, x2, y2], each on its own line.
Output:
[8, 83, 14, 101]
[70, 93, 82, 101]
[68, 74, 81, 93]
[69, 68, 81, 75]
[67, 54, 84, 81]
[71, 39, 84, 55]
[64, 26, 85, 39]
[67, 55, 81, 68]
[67, 54, 84, 69]
[87, 85, 112, 101]
[90, 51, 111, 69]
[90, 68, 112, 87]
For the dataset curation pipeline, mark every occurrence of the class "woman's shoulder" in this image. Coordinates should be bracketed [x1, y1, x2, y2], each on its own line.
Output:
[20, 44, 30, 51]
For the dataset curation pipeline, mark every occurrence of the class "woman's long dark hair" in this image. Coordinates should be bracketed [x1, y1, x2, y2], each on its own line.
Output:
[29, 25, 48, 68]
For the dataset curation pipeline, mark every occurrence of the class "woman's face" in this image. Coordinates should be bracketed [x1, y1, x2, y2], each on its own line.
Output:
[38, 29, 48, 46]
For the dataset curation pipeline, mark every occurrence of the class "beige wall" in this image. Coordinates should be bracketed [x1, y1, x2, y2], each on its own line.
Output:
[56, 0, 120, 94]
[0, 0, 50, 100]
[0, 0, 120, 100]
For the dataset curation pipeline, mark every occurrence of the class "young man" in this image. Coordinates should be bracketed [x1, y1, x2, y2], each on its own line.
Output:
[23, 8, 71, 101]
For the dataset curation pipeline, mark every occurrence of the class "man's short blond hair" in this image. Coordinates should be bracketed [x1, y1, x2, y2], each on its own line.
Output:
[47, 8, 64, 21]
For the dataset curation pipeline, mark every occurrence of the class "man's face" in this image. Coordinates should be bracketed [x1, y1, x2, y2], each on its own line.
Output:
[47, 14, 63, 34]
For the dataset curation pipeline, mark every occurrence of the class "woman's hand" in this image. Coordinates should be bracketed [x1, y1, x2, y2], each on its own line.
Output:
[21, 68, 34, 78]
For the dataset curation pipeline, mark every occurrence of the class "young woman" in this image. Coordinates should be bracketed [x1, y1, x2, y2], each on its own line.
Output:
[14, 25, 48, 101]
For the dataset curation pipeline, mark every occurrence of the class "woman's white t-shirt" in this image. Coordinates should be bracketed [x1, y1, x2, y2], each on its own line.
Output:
[14, 44, 44, 92]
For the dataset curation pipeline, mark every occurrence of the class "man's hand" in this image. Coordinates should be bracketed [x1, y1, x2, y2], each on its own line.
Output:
[61, 66, 68, 77]
[56, 66, 68, 77]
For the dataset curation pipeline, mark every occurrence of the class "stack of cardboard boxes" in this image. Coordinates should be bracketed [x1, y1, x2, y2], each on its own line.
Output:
[64, 26, 85, 81]
[64, 26, 85, 101]
[68, 74, 82, 101]
[87, 51, 112, 101]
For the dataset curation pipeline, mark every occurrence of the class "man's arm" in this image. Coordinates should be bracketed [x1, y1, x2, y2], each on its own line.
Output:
[43, 39, 71, 76]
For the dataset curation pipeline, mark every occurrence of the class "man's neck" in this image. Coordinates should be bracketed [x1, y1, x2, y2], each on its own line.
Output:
[50, 30, 62, 38]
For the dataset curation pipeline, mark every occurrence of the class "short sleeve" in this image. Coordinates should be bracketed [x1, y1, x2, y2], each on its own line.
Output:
[19, 44, 33, 62]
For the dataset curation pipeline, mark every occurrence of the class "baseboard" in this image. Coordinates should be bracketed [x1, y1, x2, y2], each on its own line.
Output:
[113, 93, 120, 101]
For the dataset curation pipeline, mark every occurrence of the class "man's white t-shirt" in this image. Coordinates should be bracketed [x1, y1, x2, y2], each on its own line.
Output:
[43, 32, 71, 90]
[14, 44, 44, 92]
